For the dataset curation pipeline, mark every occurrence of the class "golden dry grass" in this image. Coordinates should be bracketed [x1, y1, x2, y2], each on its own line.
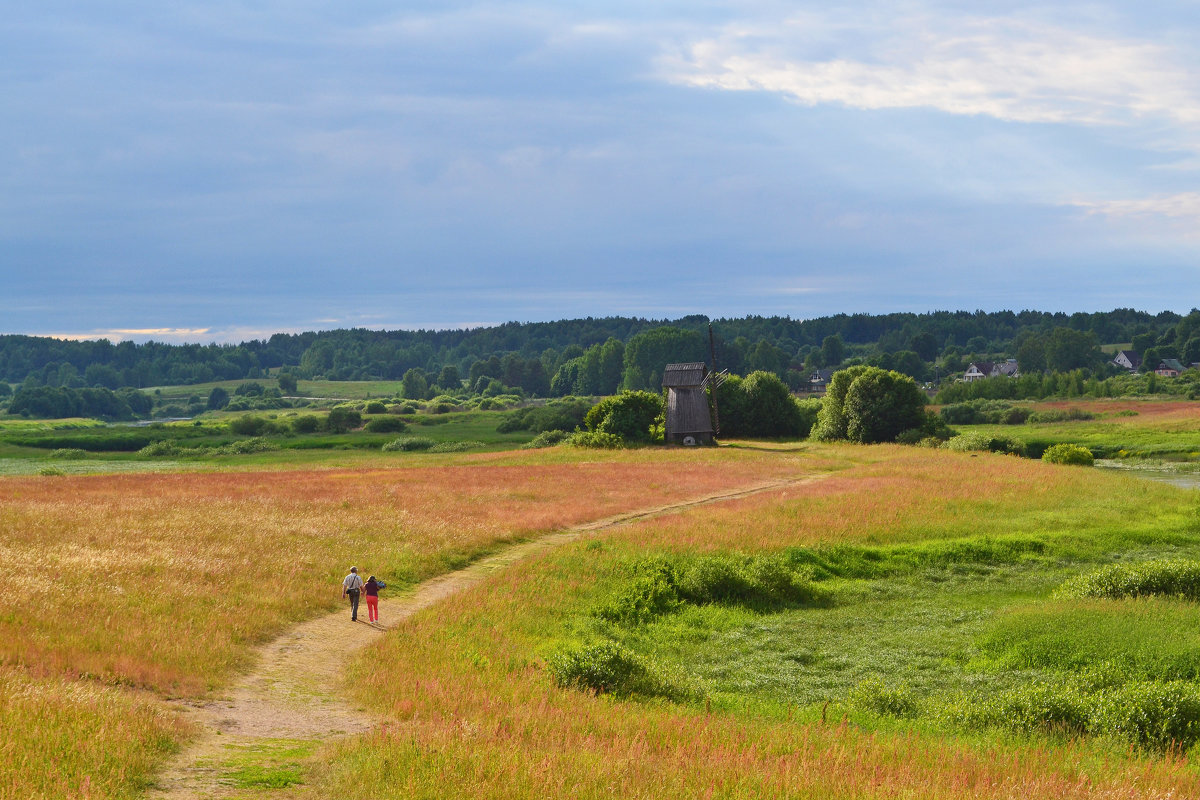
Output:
[0, 446, 836, 799]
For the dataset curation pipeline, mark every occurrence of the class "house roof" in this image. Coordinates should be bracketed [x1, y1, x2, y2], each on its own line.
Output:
[662, 362, 708, 388]
[1159, 358, 1185, 372]
[1115, 349, 1142, 366]
[966, 361, 995, 374]
[810, 369, 835, 382]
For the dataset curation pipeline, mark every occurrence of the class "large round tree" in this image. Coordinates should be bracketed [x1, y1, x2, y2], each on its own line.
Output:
[812, 366, 926, 444]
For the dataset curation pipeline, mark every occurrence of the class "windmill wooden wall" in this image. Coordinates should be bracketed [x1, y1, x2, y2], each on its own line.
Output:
[662, 362, 714, 445]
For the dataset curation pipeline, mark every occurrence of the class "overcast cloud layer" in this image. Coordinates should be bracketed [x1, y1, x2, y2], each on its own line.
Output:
[3, 1, 1199, 343]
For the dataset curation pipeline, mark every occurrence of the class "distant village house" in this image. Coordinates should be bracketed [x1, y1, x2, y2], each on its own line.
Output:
[1155, 358, 1185, 378]
[1112, 350, 1142, 372]
[962, 359, 1019, 382]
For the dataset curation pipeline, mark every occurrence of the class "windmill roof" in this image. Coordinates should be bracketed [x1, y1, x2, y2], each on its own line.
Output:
[662, 362, 708, 387]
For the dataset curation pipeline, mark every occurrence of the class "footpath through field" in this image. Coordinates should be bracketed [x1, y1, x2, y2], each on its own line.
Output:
[147, 473, 826, 799]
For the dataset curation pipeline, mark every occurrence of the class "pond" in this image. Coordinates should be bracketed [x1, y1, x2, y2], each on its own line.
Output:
[1097, 461, 1200, 489]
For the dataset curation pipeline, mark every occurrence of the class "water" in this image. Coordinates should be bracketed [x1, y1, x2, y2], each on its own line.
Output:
[1097, 462, 1200, 489]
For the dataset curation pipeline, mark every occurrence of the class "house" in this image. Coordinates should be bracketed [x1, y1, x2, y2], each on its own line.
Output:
[1112, 350, 1142, 372]
[1155, 358, 1185, 377]
[963, 361, 994, 381]
[963, 360, 1019, 381]
[662, 362, 714, 445]
[808, 369, 835, 392]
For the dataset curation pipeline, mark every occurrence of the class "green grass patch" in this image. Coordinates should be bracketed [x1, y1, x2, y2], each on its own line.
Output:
[218, 739, 315, 790]
[975, 597, 1200, 680]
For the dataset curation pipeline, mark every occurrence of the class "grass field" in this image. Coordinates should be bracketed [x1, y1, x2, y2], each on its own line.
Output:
[305, 447, 1200, 798]
[0, 445, 835, 798]
[7, 420, 1200, 798]
[952, 398, 1200, 460]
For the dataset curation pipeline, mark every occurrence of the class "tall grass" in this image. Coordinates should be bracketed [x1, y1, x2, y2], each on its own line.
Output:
[0, 446, 829, 798]
[304, 447, 1200, 798]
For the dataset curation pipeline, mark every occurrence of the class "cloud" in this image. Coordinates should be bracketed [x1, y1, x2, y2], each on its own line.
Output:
[662, 15, 1200, 129]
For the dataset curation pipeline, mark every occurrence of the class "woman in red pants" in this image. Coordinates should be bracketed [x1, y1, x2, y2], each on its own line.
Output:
[363, 575, 384, 623]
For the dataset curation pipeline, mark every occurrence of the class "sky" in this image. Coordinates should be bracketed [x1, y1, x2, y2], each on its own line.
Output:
[3, 1, 1200, 344]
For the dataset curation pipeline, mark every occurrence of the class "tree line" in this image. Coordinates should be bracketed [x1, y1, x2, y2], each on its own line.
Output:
[1, 309, 1195, 399]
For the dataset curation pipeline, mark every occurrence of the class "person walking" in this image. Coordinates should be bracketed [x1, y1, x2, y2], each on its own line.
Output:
[363, 575, 385, 624]
[342, 566, 364, 622]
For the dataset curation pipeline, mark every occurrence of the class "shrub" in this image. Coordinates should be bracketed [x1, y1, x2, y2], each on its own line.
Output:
[364, 401, 387, 414]
[381, 436, 436, 452]
[944, 681, 1091, 737]
[812, 367, 926, 444]
[498, 398, 592, 434]
[365, 417, 409, 434]
[325, 406, 362, 433]
[37, 466, 67, 476]
[1090, 681, 1200, 751]
[584, 391, 663, 442]
[546, 642, 701, 704]
[597, 554, 829, 626]
[522, 430, 571, 449]
[48, 448, 89, 460]
[428, 441, 484, 453]
[213, 437, 279, 455]
[137, 440, 180, 457]
[943, 679, 1200, 751]
[1041, 443, 1094, 466]
[596, 559, 683, 625]
[566, 431, 625, 449]
[1028, 407, 1095, 423]
[1057, 560, 1200, 602]
[291, 415, 321, 434]
[944, 432, 1025, 456]
[228, 415, 281, 436]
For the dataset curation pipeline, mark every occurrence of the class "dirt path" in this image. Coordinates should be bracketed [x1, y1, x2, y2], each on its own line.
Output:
[146, 475, 820, 798]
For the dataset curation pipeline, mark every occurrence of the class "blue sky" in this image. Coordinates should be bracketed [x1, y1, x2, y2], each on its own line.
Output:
[3, 1, 1200, 343]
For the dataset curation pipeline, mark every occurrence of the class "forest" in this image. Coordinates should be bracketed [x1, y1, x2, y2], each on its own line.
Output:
[0, 309, 1196, 411]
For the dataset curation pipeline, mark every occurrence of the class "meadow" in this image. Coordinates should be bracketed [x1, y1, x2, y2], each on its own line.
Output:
[8, 394, 1200, 798]
[0, 446, 831, 798]
[305, 447, 1200, 799]
[951, 398, 1200, 461]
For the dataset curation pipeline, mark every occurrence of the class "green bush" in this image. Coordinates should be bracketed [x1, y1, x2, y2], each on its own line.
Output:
[364, 401, 387, 414]
[381, 436, 436, 452]
[546, 642, 701, 703]
[567, 431, 625, 449]
[228, 415, 282, 436]
[365, 416, 409, 434]
[291, 415, 321, 434]
[584, 391, 663, 442]
[48, 448, 89, 460]
[1057, 560, 1200, 602]
[1090, 681, 1200, 751]
[325, 406, 362, 433]
[1028, 407, 1095, 423]
[596, 554, 829, 626]
[1041, 443, 1094, 466]
[498, 398, 592, 434]
[522, 430, 571, 449]
[137, 440, 180, 457]
[942, 679, 1200, 751]
[428, 440, 484, 453]
[944, 681, 1091, 737]
[944, 432, 1025, 456]
[595, 559, 683, 625]
[213, 437, 278, 455]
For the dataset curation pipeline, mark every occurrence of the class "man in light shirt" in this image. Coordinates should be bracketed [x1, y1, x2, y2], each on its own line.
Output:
[342, 566, 364, 622]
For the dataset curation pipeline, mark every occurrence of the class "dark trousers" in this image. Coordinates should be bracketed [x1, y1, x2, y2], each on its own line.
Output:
[347, 589, 360, 620]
